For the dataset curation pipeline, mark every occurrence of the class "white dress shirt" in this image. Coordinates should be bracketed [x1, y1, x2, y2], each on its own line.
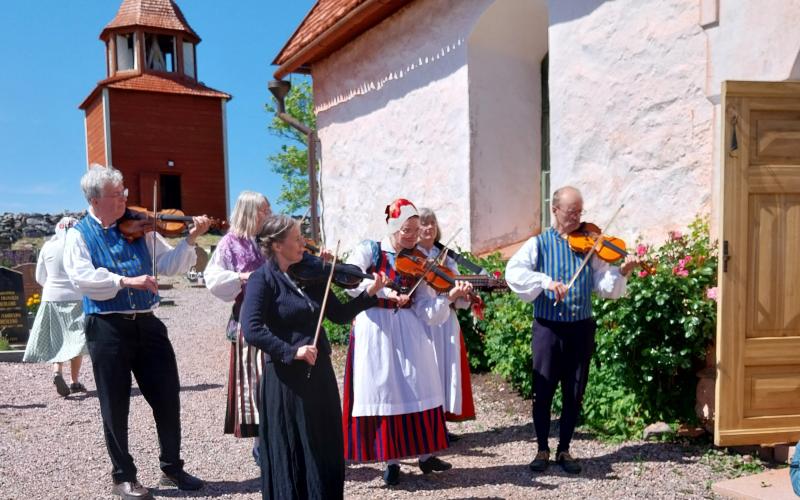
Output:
[505, 234, 628, 303]
[63, 209, 198, 313]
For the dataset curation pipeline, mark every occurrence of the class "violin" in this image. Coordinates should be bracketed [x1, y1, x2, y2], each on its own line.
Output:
[289, 252, 409, 294]
[567, 222, 656, 274]
[395, 248, 506, 293]
[118, 206, 226, 243]
[433, 240, 486, 275]
[567, 222, 627, 263]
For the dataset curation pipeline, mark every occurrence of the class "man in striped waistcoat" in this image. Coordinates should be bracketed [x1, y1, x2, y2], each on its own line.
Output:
[505, 186, 638, 475]
[63, 165, 211, 500]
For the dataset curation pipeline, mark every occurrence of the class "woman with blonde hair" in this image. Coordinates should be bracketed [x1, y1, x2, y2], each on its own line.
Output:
[204, 191, 271, 465]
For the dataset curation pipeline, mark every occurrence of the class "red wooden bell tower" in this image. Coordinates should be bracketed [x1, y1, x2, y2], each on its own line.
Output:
[80, 0, 231, 221]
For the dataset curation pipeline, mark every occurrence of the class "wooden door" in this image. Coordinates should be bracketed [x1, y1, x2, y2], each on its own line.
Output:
[139, 172, 158, 210]
[716, 80, 800, 446]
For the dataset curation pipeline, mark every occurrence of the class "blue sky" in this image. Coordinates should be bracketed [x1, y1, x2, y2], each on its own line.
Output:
[0, 0, 315, 214]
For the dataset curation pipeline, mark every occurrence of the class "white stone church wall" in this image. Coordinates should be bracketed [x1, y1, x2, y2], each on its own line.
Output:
[313, 0, 492, 253]
[548, 0, 714, 245]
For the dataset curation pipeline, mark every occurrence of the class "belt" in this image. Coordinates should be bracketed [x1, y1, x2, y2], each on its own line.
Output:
[104, 311, 154, 321]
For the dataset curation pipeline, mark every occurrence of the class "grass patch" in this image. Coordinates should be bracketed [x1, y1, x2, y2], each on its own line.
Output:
[701, 448, 767, 478]
[0, 335, 10, 351]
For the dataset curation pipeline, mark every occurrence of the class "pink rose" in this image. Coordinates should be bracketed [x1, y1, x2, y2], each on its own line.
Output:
[669, 230, 683, 241]
[706, 287, 718, 302]
[673, 266, 689, 277]
[636, 244, 648, 257]
[638, 270, 649, 278]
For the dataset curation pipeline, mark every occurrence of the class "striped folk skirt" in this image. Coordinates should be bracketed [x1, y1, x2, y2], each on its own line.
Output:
[23, 300, 86, 363]
[342, 332, 449, 462]
[224, 323, 265, 438]
[445, 331, 476, 422]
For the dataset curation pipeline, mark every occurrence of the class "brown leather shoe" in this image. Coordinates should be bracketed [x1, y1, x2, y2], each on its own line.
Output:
[111, 481, 153, 499]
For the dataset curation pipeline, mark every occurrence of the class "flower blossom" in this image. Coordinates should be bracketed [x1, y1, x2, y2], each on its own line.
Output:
[636, 244, 648, 257]
[706, 287, 719, 302]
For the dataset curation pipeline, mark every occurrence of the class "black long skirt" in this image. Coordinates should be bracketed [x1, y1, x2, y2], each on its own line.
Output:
[258, 354, 344, 500]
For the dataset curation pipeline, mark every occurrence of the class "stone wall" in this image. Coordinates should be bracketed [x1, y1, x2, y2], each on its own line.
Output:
[0, 212, 85, 249]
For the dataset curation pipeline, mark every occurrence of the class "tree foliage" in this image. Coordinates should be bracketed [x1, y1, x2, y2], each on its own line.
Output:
[265, 81, 316, 214]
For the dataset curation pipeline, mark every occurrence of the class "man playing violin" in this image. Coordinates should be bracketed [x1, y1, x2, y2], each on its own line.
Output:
[505, 186, 638, 475]
[63, 164, 211, 499]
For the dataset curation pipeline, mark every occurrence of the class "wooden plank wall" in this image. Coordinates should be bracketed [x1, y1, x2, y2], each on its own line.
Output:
[107, 89, 228, 222]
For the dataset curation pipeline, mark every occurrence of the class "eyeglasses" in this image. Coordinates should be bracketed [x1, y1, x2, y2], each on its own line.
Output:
[103, 188, 129, 199]
[398, 226, 420, 236]
[555, 206, 585, 217]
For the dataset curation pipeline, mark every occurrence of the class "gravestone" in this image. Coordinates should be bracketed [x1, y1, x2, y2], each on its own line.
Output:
[194, 246, 209, 273]
[13, 262, 42, 302]
[0, 267, 29, 342]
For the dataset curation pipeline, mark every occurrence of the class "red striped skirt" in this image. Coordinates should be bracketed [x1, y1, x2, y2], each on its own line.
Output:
[224, 325, 265, 438]
[342, 332, 449, 462]
[445, 330, 476, 422]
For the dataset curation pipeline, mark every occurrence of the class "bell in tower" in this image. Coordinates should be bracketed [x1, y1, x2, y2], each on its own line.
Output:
[80, 0, 231, 222]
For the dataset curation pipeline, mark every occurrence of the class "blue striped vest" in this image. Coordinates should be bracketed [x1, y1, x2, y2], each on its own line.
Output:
[533, 227, 593, 322]
[74, 216, 159, 314]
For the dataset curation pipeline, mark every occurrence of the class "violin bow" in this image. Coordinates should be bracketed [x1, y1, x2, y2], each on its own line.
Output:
[405, 228, 462, 298]
[555, 203, 625, 305]
[308, 240, 340, 378]
[152, 180, 158, 288]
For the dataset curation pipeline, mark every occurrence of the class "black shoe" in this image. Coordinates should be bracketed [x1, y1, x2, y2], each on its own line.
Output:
[111, 481, 153, 499]
[159, 470, 204, 491]
[556, 451, 582, 474]
[418, 456, 452, 474]
[53, 373, 70, 397]
[70, 382, 87, 393]
[383, 464, 400, 486]
[447, 431, 461, 442]
[528, 450, 550, 472]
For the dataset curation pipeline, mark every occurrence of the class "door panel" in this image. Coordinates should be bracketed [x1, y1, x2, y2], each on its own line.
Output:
[716, 81, 800, 446]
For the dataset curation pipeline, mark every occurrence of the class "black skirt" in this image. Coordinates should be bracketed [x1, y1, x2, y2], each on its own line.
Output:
[258, 353, 344, 500]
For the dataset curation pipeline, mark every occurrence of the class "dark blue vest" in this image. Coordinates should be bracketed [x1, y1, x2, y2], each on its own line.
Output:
[74, 216, 159, 314]
[533, 227, 593, 322]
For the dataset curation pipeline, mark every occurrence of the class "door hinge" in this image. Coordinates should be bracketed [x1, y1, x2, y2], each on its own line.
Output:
[723, 240, 730, 272]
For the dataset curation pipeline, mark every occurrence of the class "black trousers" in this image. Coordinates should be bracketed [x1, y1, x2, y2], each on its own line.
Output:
[531, 317, 596, 454]
[85, 313, 183, 483]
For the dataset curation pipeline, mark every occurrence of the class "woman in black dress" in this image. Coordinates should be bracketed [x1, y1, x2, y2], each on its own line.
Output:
[241, 215, 387, 500]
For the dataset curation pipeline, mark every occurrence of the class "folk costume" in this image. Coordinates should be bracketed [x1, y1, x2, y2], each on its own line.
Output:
[417, 244, 475, 422]
[505, 226, 627, 456]
[63, 209, 198, 485]
[205, 233, 265, 438]
[240, 260, 377, 500]
[342, 201, 453, 464]
[23, 217, 87, 366]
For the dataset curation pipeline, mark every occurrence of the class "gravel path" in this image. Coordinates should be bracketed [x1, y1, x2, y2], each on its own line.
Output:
[0, 276, 742, 499]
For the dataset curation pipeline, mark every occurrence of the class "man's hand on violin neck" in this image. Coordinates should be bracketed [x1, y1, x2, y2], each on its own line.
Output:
[121, 275, 159, 294]
[619, 255, 639, 277]
[187, 215, 212, 245]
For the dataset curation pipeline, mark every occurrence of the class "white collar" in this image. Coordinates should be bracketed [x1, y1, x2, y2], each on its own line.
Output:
[87, 207, 117, 229]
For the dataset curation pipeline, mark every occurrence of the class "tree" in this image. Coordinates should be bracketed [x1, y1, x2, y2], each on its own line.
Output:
[265, 81, 315, 214]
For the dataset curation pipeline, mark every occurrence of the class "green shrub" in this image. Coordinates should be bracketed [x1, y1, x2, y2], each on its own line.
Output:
[324, 286, 354, 345]
[589, 217, 717, 434]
